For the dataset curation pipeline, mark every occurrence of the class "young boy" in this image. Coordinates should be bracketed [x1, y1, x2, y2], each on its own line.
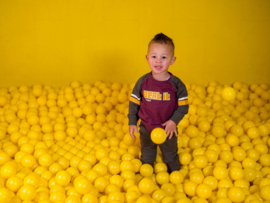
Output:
[128, 33, 189, 173]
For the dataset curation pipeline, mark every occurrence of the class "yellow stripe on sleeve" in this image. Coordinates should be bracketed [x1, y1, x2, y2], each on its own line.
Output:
[130, 97, 140, 105]
[178, 100, 188, 106]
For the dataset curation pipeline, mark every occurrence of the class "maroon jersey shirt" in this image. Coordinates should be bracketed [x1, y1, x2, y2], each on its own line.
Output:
[128, 72, 189, 133]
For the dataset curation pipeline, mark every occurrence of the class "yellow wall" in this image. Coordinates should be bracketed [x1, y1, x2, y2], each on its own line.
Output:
[0, 0, 270, 87]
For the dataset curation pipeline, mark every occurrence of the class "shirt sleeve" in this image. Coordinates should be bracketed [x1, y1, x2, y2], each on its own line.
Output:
[170, 77, 189, 125]
[128, 74, 148, 126]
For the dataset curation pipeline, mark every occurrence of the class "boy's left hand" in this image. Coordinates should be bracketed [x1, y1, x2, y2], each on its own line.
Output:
[162, 120, 177, 139]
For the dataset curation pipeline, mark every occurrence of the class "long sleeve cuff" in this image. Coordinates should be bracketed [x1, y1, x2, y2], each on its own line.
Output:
[170, 105, 189, 126]
[128, 116, 138, 126]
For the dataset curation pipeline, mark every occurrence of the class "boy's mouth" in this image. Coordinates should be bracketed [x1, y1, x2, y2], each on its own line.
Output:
[155, 66, 162, 69]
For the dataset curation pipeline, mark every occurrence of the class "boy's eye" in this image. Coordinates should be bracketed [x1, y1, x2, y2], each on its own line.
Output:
[151, 56, 156, 58]
[162, 56, 167, 59]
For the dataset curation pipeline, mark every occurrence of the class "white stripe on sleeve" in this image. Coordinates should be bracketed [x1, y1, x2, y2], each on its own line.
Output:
[178, 96, 188, 101]
[131, 94, 141, 101]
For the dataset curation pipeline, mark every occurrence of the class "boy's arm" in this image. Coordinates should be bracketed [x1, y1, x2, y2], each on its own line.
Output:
[170, 79, 189, 126]
[128, 84, 142, 126]
[128, 81, 142, 138]
[128, 74, 148, 132]
[128, 101, 140, 126]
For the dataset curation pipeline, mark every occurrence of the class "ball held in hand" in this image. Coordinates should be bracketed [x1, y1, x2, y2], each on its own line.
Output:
[151, 128, 167, 144]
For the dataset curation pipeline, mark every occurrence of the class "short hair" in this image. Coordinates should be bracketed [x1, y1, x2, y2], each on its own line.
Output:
[148, 33, 175, 53]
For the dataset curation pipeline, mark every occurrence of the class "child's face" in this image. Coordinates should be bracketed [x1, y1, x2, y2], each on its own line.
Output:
[146, 43, 176, 75]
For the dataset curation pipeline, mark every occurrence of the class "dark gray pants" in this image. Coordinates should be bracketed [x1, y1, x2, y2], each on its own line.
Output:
[139, 125, 180, 173]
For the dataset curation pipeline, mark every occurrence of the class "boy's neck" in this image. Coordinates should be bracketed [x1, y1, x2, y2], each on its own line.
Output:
[151, 71, 170, 81]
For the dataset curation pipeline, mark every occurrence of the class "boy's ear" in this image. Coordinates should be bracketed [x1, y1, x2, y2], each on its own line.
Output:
[146, 55, 149, 61]
[171, 57, 176, 65]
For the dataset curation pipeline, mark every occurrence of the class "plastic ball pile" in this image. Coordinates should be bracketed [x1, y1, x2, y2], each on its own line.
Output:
[0, 80, 269, 203]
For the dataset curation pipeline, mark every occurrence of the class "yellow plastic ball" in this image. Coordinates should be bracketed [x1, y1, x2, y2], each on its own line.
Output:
[184, 181, 198, 196]
[213, 166, 228, 180]
[156, 171, 170, 185]
[138, 177, 155, 195]
[222, 87, 236, 101]
[74, 177, 91, 195]
[0, 164, 17, 179]
[152, 189, 167, 201]
[260, 154, 270, 167]
[94, 176, 110, 193]
[196, 183, 212, 199]
[18, 184, 37, 201]
[261, 185, 270, 200]
[150, 128, 167, 144]
[6, 176, 23, 192]
[55, 170, 71, 186]
[203, 176, 218, 191]
[185, 125, 199, 138]
[227, 187, 245, 203]
[193, 155, 208, 169]
[169, 171, 184, 185]
[228, 167, 244, 180]
[140, 164, 153, 177]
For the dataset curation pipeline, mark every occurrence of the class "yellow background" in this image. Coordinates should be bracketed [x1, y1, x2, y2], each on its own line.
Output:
[0, 0, 270, 87]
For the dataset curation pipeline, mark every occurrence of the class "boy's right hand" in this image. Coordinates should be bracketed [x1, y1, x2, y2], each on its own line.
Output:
[129, 125, 138, 139]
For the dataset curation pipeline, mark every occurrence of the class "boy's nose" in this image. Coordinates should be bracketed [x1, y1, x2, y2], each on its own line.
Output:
[155, 58, 161, 63]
